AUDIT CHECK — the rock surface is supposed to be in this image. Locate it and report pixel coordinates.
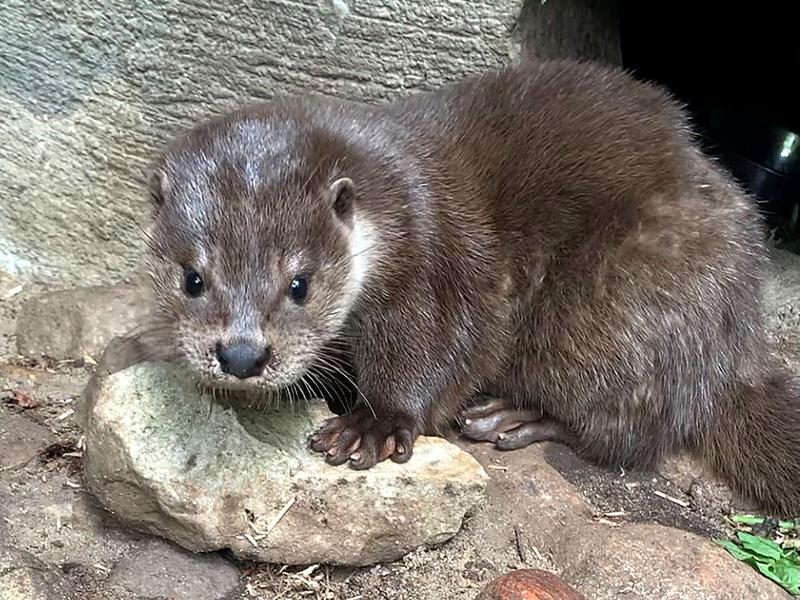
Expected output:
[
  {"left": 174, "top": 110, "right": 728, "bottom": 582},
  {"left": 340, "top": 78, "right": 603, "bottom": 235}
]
[
  {"left": 462, "top": 442, "right": 791, "bottom": 600},
  {"left": 83, "top": 362, "right": 488, "bottom": 566},
  {"left": 0, "top": 546, "right": 76, "bottom": 600},
  {"left": 108, "top": 538, "right": 241, "bottom": 600},
  {"left": 0, "top": 412, "right": 54, "bottom": 469},
  {"left": 14, "top": 284, "right": 152, "bottom": 360},
  {"left": 554, "top": 522, "right": 792, "bottom": 600}
]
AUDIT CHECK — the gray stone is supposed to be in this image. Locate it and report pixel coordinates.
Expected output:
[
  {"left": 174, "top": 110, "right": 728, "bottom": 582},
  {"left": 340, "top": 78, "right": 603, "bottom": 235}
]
[
  {"left": 0, "top": 268, "right": 26, "bottom": 357},
  {"left": 14, "top": 283, "right": 153, "bottom": 360},
  {"left": 553, "top": 522, "right": 791, "bottom": 599},
  {"left": 0, "top": 268, "right": 22, "bottom": 300},
  {"left": 77, "top": 328, "right": 176, "bottom": 428},
  {"left": 83, "top": 362, "right": 488, "bottom": 566},
  {"left": 0, "top": 412, "right": 54, "bottom": 469},
  {"left": 108, "top": 538, "right": 241, "bottom": 600},
  {"left": 0, "top": 546, "right": 77, "bottom": 600}
]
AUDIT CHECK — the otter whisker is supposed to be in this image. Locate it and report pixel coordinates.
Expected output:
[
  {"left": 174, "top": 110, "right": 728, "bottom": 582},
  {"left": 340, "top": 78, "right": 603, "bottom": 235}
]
[
  {"left": 308, "top": 363, "right": 352, "bottom": 411},
  {"left": 306, "top": 371, "right": 327, "bottom": 406},
  {"left": 311, "top": 354, "right": 375, "bottom": 419},
  {"left": 299, "top": 379, "right": 314, "bottom": 409}
]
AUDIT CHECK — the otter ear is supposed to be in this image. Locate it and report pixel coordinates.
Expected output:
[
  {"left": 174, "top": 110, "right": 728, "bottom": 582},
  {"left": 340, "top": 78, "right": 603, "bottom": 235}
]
[
  {"left": 329, "top": 177, "right": 356, "bottom": 225},
  {"left": 147, "top": 168, "right": 169, "bottom": 208}
]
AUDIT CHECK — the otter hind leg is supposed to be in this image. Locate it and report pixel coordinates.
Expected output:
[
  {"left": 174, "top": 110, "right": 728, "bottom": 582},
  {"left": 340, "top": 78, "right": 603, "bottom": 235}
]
[{"left": 460, "top": 395, "right": 572, "bottom": 449}]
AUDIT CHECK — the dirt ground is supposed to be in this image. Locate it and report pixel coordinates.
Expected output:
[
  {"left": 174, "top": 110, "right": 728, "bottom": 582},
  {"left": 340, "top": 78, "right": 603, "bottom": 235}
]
[{"left": 0, "top": 288, "right": 785, "bottom": 600}]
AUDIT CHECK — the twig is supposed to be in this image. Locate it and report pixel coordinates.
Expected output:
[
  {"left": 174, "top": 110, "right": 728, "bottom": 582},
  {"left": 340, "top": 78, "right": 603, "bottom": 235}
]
[
  {"left": 267, "top": 497, "right": 297, "bottom": 533},
  {"left": 55, "top": 408, "right": 75, "bottom": 421},
  {"left": 296, "top": 564, "right": 319, "bottom": 578},
  {"left": 654, "top": 490, "right": 690, "bottom": 508},
  {"left": 514, "top": 525, "right": 527, "bottom": 563},
  {"left": 530, "top": 543, "right": 544, "bottom": 563}
]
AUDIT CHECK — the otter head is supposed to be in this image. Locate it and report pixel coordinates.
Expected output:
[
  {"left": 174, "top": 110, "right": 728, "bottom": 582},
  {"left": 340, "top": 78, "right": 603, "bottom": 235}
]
[{"left": 144, "top": 112, "right": 377, "bottom": 391}]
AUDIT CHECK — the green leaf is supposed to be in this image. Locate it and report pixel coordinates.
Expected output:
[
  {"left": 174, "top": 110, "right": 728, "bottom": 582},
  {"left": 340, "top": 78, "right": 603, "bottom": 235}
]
[
  {"left": 715, "top": 539, "right": 757, "bottom": 562},
  {"left": 730, "top": 514, "right": 795, "bottom": 530},
  {"left": 716, "top": 533, "right": 800, "bottom": 596},
  {"left": 732, "top": 514, "right": 766, "bottom": 526},
  {"left": 754, "top": 561, "right": 786, "bottom": 589},
  {"left": 737, "top": 532, "right": 784, "bottom": 561},
  {"left": 773, "top": 560, "right": 799, "bottom": 595}
]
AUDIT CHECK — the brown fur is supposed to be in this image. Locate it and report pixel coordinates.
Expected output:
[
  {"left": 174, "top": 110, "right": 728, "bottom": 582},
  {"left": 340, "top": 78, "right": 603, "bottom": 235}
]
[{"left": 145, "top": 59, "right": 800, "bottom": 516}]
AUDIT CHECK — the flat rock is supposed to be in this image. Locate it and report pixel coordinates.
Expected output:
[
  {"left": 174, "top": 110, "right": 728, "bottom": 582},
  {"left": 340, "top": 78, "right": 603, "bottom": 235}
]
[
  {"left": 108, "top": 538, "right": 241, "bottom": 600},
  {"left": 77, "top": 328, "right": 178, "bottom": 429},
  {"left": 0, "top": 412, "right": 54, "bottom": 469},
  {"left": 0, "top": 546, "right": 77, "bottom": 600},
  {"left": 15, "top": 284, "right": 153, "bottom": 361},
  {"left": 554, "top": 522, "right": 791, "bottom": 599},
  {"left": 0, "top": 464, "right": 146, "bottom": 569},
  {"left": 83, "top": 362, "right": 488, "bottom": 566}
]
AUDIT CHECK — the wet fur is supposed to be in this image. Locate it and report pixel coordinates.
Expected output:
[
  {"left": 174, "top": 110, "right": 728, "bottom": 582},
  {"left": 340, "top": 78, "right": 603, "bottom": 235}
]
[{"left": 146, "top": 59, "right": 800, "bottom": 515}]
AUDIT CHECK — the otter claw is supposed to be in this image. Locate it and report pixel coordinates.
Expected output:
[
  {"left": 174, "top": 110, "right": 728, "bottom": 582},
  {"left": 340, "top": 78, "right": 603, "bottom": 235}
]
[{"left": 309, "top": 408, "right": 418, "bottom": 469}]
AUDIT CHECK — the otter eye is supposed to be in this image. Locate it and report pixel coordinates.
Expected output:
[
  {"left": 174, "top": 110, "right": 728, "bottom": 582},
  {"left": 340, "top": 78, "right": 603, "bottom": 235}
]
[
  {"left": 289, "top": 275, "right": 309, "bottom": 304},
  {"left": 184, "top": 269, "right": 204, "bottom": 298}
]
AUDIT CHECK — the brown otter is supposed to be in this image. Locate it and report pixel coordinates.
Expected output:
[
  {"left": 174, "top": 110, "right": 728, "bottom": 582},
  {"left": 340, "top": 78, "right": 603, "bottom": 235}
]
[{"left": 144, "top": 59, "right": 800, "bottom": 515}]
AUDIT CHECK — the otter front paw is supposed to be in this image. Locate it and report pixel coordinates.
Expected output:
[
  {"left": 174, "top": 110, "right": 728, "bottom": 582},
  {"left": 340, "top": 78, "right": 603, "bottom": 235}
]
[{"left": 309, "top": 408, "right": 418, "bottom": 469}]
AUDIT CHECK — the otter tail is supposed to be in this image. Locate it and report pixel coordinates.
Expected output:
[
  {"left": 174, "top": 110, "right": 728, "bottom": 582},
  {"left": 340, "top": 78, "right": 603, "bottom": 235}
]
[{"left": 702, "top": 362, "right": 800, "bottom": 516}]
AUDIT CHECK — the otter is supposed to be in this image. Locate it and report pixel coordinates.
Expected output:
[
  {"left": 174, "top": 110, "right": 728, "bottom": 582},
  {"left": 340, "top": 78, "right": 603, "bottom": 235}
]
[{"left": 144, "top": 59, "right": 800, "bottom": 516}]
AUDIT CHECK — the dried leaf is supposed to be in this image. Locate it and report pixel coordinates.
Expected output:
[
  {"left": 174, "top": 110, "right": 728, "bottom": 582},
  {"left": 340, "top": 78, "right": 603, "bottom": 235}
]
[{"left": 3, "top": 390, "right": 39, "bottom": 409}]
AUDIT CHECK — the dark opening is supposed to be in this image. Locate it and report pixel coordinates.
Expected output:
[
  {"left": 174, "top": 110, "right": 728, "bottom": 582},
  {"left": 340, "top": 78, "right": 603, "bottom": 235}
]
[{"left": 619, "top": 2, "right": 800, "bottom": 244}]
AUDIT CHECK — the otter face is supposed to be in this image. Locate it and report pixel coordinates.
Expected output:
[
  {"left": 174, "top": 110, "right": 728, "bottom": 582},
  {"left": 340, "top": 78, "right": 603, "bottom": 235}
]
[{"left": 143, "top": 116, "right": 377, "bottom": 391}]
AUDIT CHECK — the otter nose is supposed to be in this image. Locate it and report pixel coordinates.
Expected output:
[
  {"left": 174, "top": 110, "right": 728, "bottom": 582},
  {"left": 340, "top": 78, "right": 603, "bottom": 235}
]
[{"left": 216, "top": 342, "right": 270, "bottom": 379}]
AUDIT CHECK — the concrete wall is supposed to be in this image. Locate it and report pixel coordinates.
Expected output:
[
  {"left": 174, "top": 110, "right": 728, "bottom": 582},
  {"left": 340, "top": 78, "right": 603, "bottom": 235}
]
[{"left": 0, "top": 0, "right": 620, "bottom": 287}]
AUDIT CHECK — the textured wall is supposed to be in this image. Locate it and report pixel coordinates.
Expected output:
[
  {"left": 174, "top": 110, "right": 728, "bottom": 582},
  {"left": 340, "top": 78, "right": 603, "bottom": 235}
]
[{"left": 0, "top": 0, "right": 619, "bottom": 286}]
